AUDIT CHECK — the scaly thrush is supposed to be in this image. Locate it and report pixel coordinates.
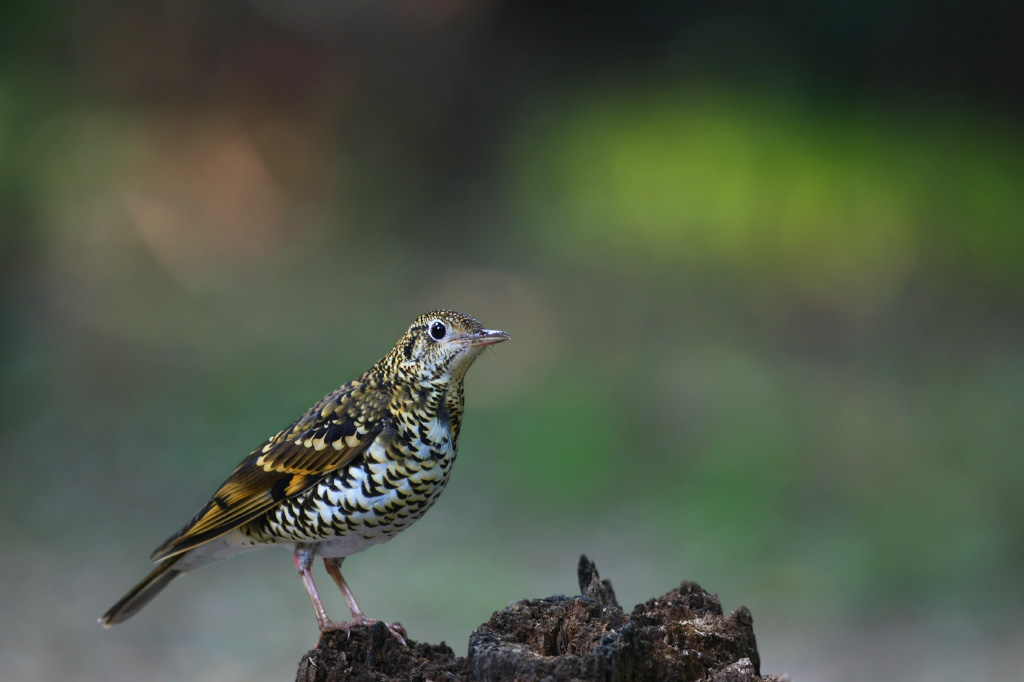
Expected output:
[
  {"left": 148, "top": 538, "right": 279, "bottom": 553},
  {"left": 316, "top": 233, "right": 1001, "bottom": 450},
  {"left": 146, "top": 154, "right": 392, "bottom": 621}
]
[{"left": 100, "top": 310, "right": 509, "bottom": 643}]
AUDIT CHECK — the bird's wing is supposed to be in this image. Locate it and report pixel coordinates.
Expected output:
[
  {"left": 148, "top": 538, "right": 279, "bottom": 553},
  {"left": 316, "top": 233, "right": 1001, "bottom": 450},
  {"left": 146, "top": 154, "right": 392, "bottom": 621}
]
[{"left": 150, "top": 381, "right": 392, "bottom": 562}]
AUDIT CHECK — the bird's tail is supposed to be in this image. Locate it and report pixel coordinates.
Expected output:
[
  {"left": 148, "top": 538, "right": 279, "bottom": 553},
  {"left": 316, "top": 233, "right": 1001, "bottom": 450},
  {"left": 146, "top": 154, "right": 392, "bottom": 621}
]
[{"left": 99, "top": 555, "right": 184, "bottom": 627}]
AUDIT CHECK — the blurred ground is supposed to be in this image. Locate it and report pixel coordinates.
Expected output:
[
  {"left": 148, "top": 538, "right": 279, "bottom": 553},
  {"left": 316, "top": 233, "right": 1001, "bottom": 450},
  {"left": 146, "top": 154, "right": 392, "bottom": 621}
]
[{"left": 1, "top": 2, "right": 1023, "bottom": 681}]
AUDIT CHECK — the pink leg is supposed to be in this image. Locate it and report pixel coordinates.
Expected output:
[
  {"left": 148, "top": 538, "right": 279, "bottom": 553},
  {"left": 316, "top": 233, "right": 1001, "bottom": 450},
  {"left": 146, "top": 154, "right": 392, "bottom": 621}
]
[
  {"left": 324, "top": 557, "right": 407, "bottom": 645},
  {"left": 294, "top": 547, "right": 338, "bottom": 632}
]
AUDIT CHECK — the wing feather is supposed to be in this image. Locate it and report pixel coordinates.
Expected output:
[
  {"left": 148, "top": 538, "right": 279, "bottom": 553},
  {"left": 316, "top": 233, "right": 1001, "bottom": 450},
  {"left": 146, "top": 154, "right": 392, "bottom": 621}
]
[{"left": 150, "top": 381, "right": 391, "bottom": 561}]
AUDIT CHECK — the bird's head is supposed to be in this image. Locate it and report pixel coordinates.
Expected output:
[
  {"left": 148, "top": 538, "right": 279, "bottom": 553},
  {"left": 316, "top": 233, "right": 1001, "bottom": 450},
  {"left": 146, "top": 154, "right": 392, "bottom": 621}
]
[{"left": 388, "top": 310, "right": 510, "bottom": 387}]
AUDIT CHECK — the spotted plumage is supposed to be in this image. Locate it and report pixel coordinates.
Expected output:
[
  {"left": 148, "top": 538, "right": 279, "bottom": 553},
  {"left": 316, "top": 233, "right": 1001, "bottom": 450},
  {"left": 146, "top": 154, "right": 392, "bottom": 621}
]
[{"left": 100, "top": 310, "right": 509, "bottom": 643}]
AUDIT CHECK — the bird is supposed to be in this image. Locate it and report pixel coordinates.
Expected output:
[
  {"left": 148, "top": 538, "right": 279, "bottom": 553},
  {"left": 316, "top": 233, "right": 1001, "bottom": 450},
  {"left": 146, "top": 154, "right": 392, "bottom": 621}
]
[{"left": 100, "top": 310, "right": 509, "bottom": 644}]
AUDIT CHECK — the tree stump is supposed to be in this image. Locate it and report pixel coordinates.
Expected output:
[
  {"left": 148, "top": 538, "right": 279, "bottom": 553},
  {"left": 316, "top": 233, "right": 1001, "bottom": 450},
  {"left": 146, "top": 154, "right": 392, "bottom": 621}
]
[{"left": 296, "top": 556, "right": 783, "bottom": 682}]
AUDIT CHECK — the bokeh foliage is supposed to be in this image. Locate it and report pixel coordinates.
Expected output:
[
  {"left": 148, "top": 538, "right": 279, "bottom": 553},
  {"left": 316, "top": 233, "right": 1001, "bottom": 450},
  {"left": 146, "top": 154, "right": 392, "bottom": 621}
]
[{"left": 1, "top": 3, "right": 1022, "bottom": 682}]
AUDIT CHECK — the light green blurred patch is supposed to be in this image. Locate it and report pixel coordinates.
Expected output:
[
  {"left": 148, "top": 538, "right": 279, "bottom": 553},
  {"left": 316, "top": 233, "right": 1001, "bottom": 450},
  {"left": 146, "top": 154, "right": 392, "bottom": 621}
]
[
  {"left": 487, "top": 373, "right": 624, "bottom": 509},
  {"left": 645, "top": 398, "right": 804, "bottom": 562},
  {"left": 509, "top": 90, "right": 1024, "bottom": 304}
]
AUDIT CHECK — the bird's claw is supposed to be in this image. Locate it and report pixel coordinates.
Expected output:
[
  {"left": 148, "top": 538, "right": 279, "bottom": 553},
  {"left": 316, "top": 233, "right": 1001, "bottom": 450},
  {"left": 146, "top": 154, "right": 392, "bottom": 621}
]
[
  {"left": 354, "top": 615, "right": 407, "bottom": 646},
  {"left": 386, "top": 621, "right": 408, "bottom": 646},
  {"left": 319, "top": 617, "right": 408, "bottom": 647}
]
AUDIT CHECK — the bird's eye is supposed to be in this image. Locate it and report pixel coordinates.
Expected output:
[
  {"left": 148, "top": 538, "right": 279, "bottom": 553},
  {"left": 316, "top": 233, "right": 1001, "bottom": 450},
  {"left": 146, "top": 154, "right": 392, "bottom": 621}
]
[{"left": 429, "top": 321, "right": 447, "bottom": 340}]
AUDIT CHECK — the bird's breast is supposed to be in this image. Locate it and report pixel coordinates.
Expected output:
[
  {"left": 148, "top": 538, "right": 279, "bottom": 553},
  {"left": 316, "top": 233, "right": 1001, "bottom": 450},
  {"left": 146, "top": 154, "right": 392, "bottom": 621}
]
[{"left": 249, "top": 413, "right": 458, "bottom": 553}]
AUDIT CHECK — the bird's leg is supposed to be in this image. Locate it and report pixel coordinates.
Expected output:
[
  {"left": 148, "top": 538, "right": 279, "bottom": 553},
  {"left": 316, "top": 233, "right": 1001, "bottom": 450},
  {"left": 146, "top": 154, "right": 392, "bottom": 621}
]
[
  {"left": 322, "top": 557, "right": 366, "bottom": 620},
  {"left": 294, "top": 547, "right": 336, "bottom": 632},
  {"left": 324, "top": 557, "right": 407, "bottom": 645}
]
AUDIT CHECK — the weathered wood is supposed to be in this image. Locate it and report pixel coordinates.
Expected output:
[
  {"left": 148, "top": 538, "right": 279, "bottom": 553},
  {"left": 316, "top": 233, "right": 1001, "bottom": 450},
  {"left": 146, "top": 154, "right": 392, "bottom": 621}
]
[{"left": 296, "top": 556, "right": 782, "bottom": 682}]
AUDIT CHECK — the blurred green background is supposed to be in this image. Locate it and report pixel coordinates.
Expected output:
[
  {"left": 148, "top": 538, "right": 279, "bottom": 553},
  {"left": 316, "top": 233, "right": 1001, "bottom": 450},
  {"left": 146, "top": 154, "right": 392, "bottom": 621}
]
[{"left": 2, "top": 2, "right": 1023, "bottom": 681}]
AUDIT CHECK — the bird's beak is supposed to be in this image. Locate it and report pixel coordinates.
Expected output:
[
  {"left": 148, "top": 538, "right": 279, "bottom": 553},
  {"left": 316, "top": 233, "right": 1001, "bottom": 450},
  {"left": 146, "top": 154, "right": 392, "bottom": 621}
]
[{"left": 466, "top": 329, "right": 511, "bottom": 348}]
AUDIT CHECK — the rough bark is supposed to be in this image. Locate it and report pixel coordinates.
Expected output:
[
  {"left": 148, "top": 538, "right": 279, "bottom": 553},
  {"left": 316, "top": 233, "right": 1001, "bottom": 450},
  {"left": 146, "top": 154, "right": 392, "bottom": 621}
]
[{"left": 296, "top": 556, "right": 782, "bottom": 682}]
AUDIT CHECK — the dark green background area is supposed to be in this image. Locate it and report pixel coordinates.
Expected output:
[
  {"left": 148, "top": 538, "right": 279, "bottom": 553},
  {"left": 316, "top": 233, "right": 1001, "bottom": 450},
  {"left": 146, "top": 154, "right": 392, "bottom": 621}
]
[{"left": 2, "top": 3, "right": 1022, "bottom": 681}]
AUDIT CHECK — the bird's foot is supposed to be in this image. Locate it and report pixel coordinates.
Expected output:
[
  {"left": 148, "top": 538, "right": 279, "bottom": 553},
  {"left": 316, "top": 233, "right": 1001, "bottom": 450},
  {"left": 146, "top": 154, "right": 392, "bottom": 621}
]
[{"left": 319, "top": 617, "right": 408, "bottom": 647}]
